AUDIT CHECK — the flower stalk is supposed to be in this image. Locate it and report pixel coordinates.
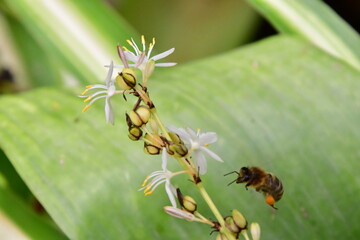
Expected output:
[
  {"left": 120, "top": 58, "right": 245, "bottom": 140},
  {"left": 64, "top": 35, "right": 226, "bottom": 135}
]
[{"left": 80, "top": 35, "right": 259, "bottom": 240}]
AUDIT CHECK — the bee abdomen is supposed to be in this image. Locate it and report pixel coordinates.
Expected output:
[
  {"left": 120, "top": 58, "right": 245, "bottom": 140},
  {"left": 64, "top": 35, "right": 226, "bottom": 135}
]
[{"left": 266, "top": 174, "right": 284, "bottom": 201}]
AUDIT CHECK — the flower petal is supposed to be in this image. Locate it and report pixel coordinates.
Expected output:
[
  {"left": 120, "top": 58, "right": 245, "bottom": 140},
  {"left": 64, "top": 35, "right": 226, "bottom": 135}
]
[
  {"left": 200, "top": 146, "right": 223, "bottom": 162},
  {"left": 151, "top": 48, "right": 175, "bottom": 61},
  {"left": 124, "top": 51, "right": 138, "bottom": 63},
  {"left": 198, "top": 132, "right": 218, "bottom": 145},
  {"left": 161, "top": 149, "right": 168, "bottom": 171},
  {"left": 165, "top": 181, "right": 177, "bottom": 207},
  {"left": 154, "top": 62, "right": 177, "bottom": 67},
  {"left": 105, "top": 61, "right": 113, "bottom": 85},
  {"left": 193, "top": 150, "right": 207, "bottom": 175},
  {"left": 105, "top": 97, "right": 114, "bottom": 125},
  {"left": 163, "top": 206, "right": 195, "bottom": 221}
]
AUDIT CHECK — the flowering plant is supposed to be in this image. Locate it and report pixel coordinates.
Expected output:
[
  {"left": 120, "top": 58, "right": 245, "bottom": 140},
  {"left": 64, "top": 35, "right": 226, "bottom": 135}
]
[{"left": 80, "top": 36, "right": 260, "bottom": 240}]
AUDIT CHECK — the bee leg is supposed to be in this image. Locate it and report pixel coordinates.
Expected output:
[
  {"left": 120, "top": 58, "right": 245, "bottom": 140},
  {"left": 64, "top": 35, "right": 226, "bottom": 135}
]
[{"left": 245, "top": 183, "right": 251, "bottom": 190}]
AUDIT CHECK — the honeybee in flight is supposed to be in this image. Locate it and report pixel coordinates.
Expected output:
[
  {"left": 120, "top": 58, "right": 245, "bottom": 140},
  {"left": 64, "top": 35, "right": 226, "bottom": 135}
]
[{"left": 225, "top": 167, "right": 284, "bottom": 209}]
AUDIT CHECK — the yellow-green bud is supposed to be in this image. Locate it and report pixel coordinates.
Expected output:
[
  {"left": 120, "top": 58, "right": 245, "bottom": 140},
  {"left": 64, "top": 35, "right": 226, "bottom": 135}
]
[
  {"left": 224, "top": 216, "right": 239, "bottom": 234},
  {"left": 168, "top": 132, "right": 183, "bottom": 144},
  {"left": 216, "top": 233, "right": 231, "bottom": 240},
  {"left": 129, "top": 106, "right": 151, "bottom": 127},
  {"left": 143, "top": 133, "right": 164, "bottom": 155},
  {"left": 168, "top": 143, "right": 188, "bottom": 157},
  {"left": 128, "top": 127, "right": 142, "bottom": 141},
  {"left": 182, "top": 195, "right": 197, "bottom": 213},
  {"left": 232, "top": 209, "right": 247, "bottom": 230},
  {"left": 116, "top": 68, "right": 136, "bottom": 90},
  {"left": 144, "top": 144, "right": 161, "bottom": 155}
]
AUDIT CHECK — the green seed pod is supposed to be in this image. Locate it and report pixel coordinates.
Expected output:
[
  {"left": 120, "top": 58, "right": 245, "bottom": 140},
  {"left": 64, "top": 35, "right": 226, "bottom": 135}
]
[
  {"left": 224, "top": 216, "right": 239, "bottom": 234},
  {"left": 182, "top": 195, "right": 197, "bottom": 213},
  {"left": 129, "top": 106, "right": 151, "bottom": 127},
  {"left": 128, "top": 127, "right": 143, "bottom": 141},
  {"left": 116, "top": 68, "right": 136, "bottom": 90},
  {"left": 232, "top": 209, "right": 247, "bottom": 230}
]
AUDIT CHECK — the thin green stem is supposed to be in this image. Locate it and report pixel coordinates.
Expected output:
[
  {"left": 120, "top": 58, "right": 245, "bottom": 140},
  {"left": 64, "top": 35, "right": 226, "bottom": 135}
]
[
  {"left": 197, "top": 182, "right": 225, "bottom": 226},
  {"left": 151, "top": 108, "right": 171, "bottom": 140},
  {"left": 148, "top": 98, "right": 235, "bottom": 240}
]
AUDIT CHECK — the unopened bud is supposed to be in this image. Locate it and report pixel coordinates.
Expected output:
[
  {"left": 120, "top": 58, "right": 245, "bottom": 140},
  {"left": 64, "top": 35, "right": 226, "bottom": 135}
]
[
  {"left": 116, "top": 68, "right": 136, "bottom": 90},
  {"left": 224, "top": 216, "right": 239, "bottom": 234},
  {"left": 167, "top": 143, "right": 188, "bottom": 157},
  {"left": 129, "top": 105, "right": 151, "bottom": 127},
  {"left": 128, "top": 127, "right": 142, "bottom": 141},
  {"left": 232, "top": 209, "right": 247, "bottom": 230},
  {"left": 250, "top": 222, "right": 261, "bottom": 240},
  {"left": 168, "top": 132, "right": 183, "bottom": 144},
  {"left": 182, "top": 195, "right": 197, "bottom": 213},
  {"left": 143, "top": 134, "right": 164, "bottom": 155},
  {"left": 216, "top": 233, "right": 231, "bottom": 240},
  {"left": 167, "top": 132, "right": 188, "bottom": 157}
]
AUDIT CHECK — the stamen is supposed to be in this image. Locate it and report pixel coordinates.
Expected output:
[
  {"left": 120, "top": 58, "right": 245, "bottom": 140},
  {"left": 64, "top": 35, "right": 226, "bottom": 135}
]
[
  {"left": 141, "top": 35, "right": 145, "bottom": 46},
  {"left": 142, "top": 176, "right": 150, "bottom": 187},
  {"left": 122, "top": 46, "right": 130, "bottom": 52},
  {"left": 144, "top": 190, "right": 154, "bottom": 196},
  {"left": 81, "top": 89, "right": 89, "bottom": 95},
  {"left": 144, "top": 184, "right": 152, "bottom": 193},
  {"left": 82, "top": 105, "right": 90, "bottom": 112},
  {"left": 85, "top": 85, "right": 93, "bottom": 89},
  {"left": 83, "top": 96, "right": 92, "bottom": 103},
  {"left": 126, "top": 39, "right": 133, "bottom": 47}
]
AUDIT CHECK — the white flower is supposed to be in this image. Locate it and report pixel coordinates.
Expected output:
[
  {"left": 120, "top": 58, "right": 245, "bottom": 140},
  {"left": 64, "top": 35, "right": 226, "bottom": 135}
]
[
  {"left": 80, "top": 61, "right": 123, "bottom": 125},
  {"left": 114, "top": 35, "right": 176, "bottom": 72},
  {"left": 163, "top": 206, "right": 195, "bottom": 221},
  {"left": 168, "top": 126, "right": 223, "bottom": 175},
  {"left": 139, "top": 149, "right": 178, "bottom": 207}
]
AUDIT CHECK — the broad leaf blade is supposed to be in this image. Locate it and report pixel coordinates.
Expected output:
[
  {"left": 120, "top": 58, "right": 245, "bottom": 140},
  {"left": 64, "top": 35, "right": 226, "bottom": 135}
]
[
  {"left": 247, "top": 0, "right": 360, "bottom": 71},
  {"left": 0, "top": 36, "right": 359, "bottom": 239}
]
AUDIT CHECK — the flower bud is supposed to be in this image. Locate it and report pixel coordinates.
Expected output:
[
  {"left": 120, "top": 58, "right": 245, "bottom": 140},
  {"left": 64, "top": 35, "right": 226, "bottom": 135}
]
[
  {"left": 168, "top": 131, "right": 183, "bottom": 144},
  {"left": 250, "top": 222, "right": 261, "bottom": 240},
  {"left": 128, "top": 127, "right": 142, "bottom": 141},
  {"left": 216, "top": 233, "right": 231, "bottom": 240},
  {"left": 168, "top": 144, "right": 188, "bottom": 157},
  {"left": 144, "top": 145, "right": 161, "bottom": 155},
  {"left": 166, "top": 132, "right": 188, "bottom": 157},
  {"left": 176, "top": 188, "right": 197, "bottom": 213},
  {"left": 129, "top": 105, "right": 151, "bottom": 127},
  {"left": 224, "top": 216, "right": 239, "bottom": 234},
  {"left": 232, "top": 209, "right": 247, "bottom": 230},
  {"left": 116, "top": 68, "right": 136, "bottom": 90},
  {"left": 182, "top": 195, "right": 197, "bottom": 213},
  {"left": 143, "top": 134, "right": 164, "bottom": 155}
]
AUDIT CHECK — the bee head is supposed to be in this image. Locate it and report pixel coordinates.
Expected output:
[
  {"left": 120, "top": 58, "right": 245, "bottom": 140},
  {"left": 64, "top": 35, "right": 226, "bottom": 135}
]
[{"left": 237, "top": 167, "right": 251, "bottom": 183}]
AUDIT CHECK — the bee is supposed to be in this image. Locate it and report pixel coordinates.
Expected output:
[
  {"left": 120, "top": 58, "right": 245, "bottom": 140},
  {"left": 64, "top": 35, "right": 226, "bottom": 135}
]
[{"left": 225, "top": 167, "right": 284, "bottom": 209}]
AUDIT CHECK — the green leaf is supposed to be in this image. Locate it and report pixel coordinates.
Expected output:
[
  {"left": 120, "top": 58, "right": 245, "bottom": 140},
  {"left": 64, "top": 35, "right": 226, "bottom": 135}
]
[
  {"left": 247, "top": 0, "right": 360, "bottom": 71},
  {"left": 3, "top": 0, "right": 137, "bottom": 84},
  {"left": 0, "top": 180, "right": 67, "bottom": 240},
  {"left": 0, "top": 35, "right": 359, "bottom": 239}
]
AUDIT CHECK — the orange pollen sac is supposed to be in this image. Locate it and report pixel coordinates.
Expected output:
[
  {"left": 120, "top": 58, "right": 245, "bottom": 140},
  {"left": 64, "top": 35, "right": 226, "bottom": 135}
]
[{"left": 265, "top": 195, "right": 276, "bottom": 206}]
